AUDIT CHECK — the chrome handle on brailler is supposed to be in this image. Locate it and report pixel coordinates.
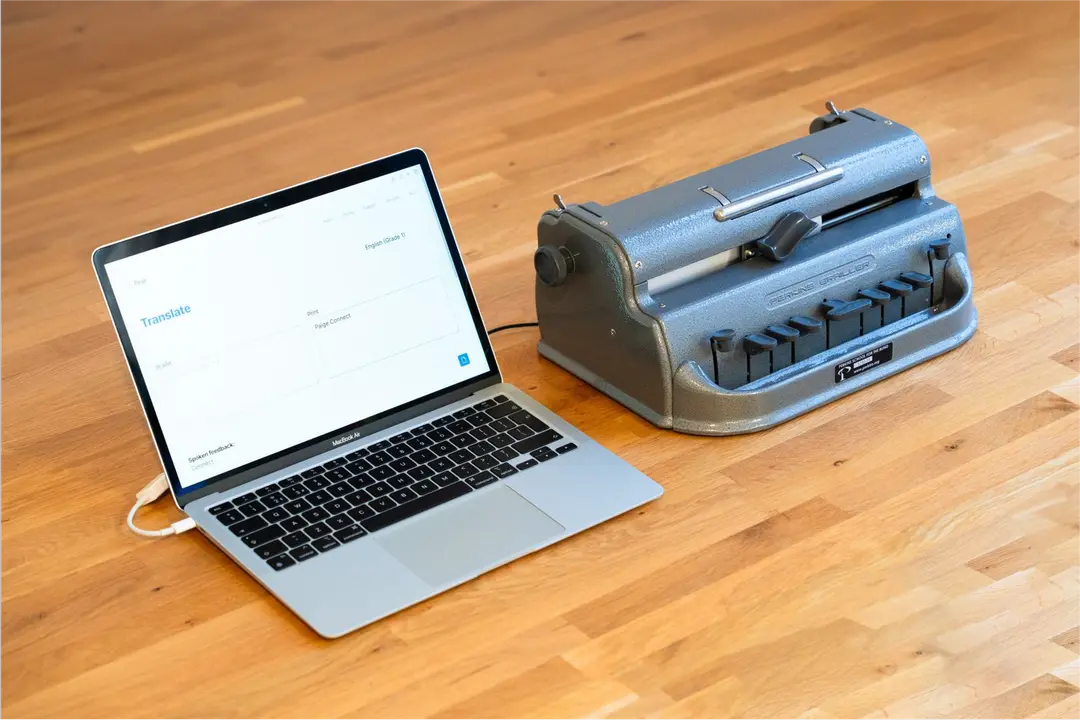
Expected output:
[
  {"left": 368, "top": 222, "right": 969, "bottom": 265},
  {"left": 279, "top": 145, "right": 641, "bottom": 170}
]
[{"left": 711, "top": 154, "right": 844, "bottom": 222}]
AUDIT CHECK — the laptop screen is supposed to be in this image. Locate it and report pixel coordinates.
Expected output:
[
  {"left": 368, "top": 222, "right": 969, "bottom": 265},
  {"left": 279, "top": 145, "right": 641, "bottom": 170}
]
[{"left": 101, "top": 162, "right": 493, "bottom": 491}]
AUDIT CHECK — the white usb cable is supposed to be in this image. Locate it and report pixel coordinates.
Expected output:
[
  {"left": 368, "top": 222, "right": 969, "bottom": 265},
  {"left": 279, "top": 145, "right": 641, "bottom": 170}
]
[{"left": 127, "top": 472, "right": 197, "bottom": 538}]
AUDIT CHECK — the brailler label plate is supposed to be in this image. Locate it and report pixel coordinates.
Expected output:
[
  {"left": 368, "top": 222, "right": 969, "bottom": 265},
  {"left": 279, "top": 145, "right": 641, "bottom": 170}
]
[{"left": 835, "top": 343, "right": 893, "bottom": 383}]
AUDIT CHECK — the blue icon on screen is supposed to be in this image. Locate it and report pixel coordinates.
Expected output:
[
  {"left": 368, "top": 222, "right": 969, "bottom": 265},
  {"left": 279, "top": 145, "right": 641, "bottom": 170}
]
[{"left": 458, "top": 353, "right": 471, "bottom": 367}]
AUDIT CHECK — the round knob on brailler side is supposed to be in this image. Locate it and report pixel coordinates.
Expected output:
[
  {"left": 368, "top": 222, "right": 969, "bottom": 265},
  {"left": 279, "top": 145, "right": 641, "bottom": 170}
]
[{"left": 534, "top": 245, "right": 575, "bottom": 287}]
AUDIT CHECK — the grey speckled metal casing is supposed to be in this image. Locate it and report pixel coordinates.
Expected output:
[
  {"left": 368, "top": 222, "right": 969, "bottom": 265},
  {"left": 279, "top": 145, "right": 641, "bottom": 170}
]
[{"left": 535, "top": 108, "right": 977, "bottom": 435}]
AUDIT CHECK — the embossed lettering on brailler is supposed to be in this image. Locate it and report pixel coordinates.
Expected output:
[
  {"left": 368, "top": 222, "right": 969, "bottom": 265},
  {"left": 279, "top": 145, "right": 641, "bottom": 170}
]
[{"left": 765, "top": 255, "right": 876, "bottom": 308}]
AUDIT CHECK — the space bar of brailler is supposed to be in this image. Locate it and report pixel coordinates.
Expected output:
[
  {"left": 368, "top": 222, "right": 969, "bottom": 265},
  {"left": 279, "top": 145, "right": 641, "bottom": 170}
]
[{"left": 360, "top": 481, "right": 472, "bottom": 533}]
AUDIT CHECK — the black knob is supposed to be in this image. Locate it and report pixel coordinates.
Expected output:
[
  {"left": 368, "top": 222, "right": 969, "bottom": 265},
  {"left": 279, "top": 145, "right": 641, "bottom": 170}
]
[
  {"left": 534, "top": 245, "right": 574, "bottom": 286},
  {"left": 930, "top": 238, "right": 952, "bottom": 260},
  {"left": 755, "top": 211, "right": 816, "bottom": 262},
  {"left": 809, "top": 101, "right": 847, "bottom": 134},
  {"left": 809, "top": 113, "right": 845, "bottom": 134}
]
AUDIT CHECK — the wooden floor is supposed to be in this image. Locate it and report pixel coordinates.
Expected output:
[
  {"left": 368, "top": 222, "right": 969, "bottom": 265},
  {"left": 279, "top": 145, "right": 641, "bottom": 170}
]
[{"left": 3, "top": 2, "right": 1078, "bottom": 717}]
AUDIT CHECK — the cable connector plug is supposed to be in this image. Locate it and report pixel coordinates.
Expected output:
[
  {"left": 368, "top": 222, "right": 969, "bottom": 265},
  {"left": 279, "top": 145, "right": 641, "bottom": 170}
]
[
  {"left": 127, "top": 473, "right": 196, "bottom": 538},
  {"left": 136, "top": 473, "right": 170, "bottom": 505}
]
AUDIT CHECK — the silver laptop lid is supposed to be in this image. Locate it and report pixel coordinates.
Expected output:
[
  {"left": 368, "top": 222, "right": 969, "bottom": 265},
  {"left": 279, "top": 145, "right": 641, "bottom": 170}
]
[{"left": 93, "top": 149, "right": 501, "bottom": 505}]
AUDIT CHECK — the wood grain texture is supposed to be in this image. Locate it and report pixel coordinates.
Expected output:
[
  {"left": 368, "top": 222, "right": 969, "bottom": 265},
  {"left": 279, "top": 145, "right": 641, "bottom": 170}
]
[{"left": 2, "top": 2, "right": 1078, "bottom": 717}]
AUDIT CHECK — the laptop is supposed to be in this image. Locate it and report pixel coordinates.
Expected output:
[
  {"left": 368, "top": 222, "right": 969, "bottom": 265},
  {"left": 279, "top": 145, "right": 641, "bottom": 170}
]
[{"left": 93, "top": 148, "right": 662, "bottom": 638}]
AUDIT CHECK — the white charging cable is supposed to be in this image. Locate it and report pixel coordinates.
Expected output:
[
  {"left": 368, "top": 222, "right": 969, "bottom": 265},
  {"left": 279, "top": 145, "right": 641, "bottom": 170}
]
[{"left": 127, "top": 473, "right": 197, "bottom": 538}]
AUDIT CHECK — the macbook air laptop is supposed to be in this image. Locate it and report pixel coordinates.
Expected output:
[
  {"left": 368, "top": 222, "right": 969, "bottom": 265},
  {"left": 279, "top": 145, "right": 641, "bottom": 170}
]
[{"left": 93, "top": 148, "right": 662, "bottom": 638}]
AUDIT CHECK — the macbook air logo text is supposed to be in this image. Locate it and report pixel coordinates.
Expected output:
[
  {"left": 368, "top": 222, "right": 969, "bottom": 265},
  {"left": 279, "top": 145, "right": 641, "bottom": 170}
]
[
  {"left": 140, "top": 304, "right": 192, "bottom": 327},
  {"left": 332, "top": 431, "right": 360, "bottom": 447}
]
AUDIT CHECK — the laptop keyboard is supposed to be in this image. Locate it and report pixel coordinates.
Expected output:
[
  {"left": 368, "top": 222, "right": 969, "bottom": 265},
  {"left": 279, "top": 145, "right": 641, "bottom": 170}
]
[{"left": 206, "top": 394, "right": 578, "bottom": 571}]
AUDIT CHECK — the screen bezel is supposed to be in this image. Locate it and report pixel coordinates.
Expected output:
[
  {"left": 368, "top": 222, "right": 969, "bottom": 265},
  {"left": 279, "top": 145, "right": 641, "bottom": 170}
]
[{"left": 93, "top": 148, "right": 502, "bottom": 505}]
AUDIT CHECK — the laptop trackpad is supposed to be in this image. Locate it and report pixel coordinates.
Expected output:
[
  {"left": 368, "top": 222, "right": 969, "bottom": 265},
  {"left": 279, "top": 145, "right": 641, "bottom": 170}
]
[{"left": 377, "top": 486, "right": 565, "bottom": 587}]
